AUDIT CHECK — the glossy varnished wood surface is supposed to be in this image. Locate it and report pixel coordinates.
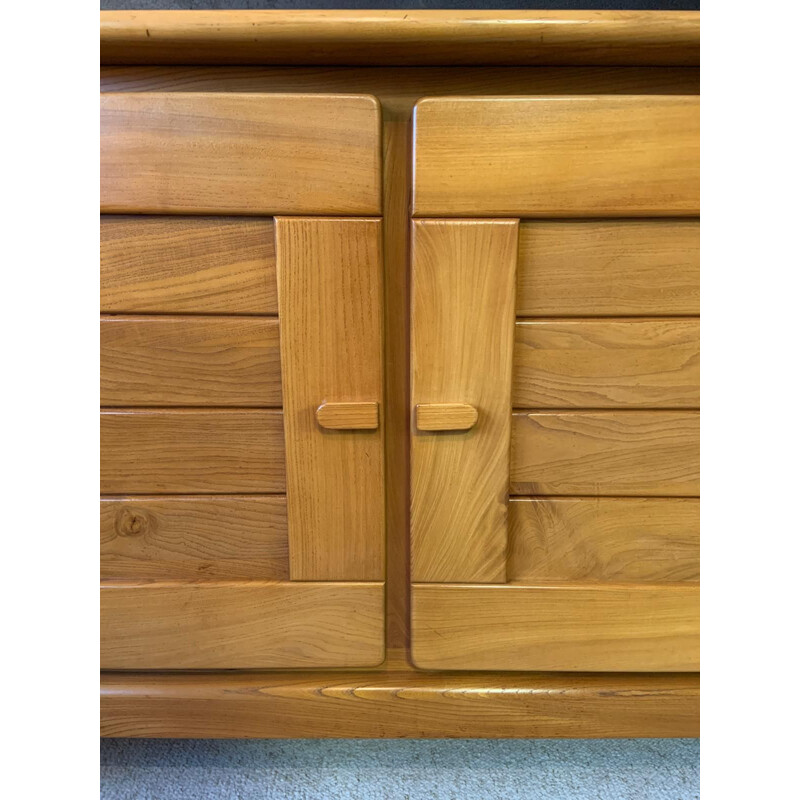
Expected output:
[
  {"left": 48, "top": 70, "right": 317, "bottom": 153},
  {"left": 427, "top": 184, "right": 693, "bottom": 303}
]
[
  {"left": 276, "top": 218, "right": 384, "bottom": 581},
  {"left": 100, "top": 496, "right": 289, "bottom": 581},
  {"left": 510, "top": 411, "right": 700, "bottom": 496},
  {"left": 100, "top": 217, "right": 277, "bottom": 314},
  {"left": 101, "top": 581, "right": 384, "bottom": 669},
  {"left": 99, "top": 61, "right": 699, "bottom": 667},
  {"left": 415, "top": 403, "right": 478, "bottom": 432},
  {"left": 101, "top": 92, "right": 381, "bottom": 215},
  {"left": 100, "top": 66, "right": 700, "bottom": 119},
  {"left": 413, "top": 96, "right": 699, "bottom": 217},
  {"left": 412, "top": 584, "right": 699, "bottom": 672},
  {"left": 315, "top": 402, "right": 380, "bottom": 431},
  {"left": 516, "top": 220, "right": 700, "bottom": 317},
  {"left": 508, "top": 498, "right": 699, "bottom": 583},
  {"left": 100, "top": 409, "right": 285, "bottom": 494},
  {"left": 99, "top": 55, "right": 701, "bottom": 737},
  {"left": 100, "top": 11, "right": 699, "bottom": 67},
  {"left": 100, "top": 316, "right": 281, "bottom": 407},
  {"left": 411, "top": 220, "right": 518, "bottom": 583},
  {"left": 381, "top": 118, "right": 412, "bottom": 652},
  {"left": 101, "top": 657, "right": 699, "bottom": 738},
  {"left": 513, "top": 319, "right": 700, "bottom": 408}
]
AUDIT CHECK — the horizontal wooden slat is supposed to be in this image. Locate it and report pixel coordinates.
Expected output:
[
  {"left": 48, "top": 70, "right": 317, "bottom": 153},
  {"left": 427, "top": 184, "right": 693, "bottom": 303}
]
[
  {"left": 101, "top": 581, "right": 384, "bottom": 669},
  {"left": 100, "top": 496, "right": 289, "bottom": 580},
  {"left": 100, "top": 217, "right": 277, "bottom": 314},
  {"left": 100, "top": 11, "right": 700, "bottom": 67},
  {"left": 513, "top": 319, "right": 699, "bottom": 408},
  {"left": 101, "top": 664, "right": 699, "bottom": 739},
  {"left": 100, "top": 316, "right": 282, "bottom": 407},
  {"left": 101, "top": 92, "right": 381, "bottom": 215},
  {"left": 100, "top": 410, "right": 285, "bottom": 494},
  {"left": 413, "top": 96, "right": 699, "bottom": 217},
  {"left": 510, "top": 411, "right": 699, "bottom": 496},
  {"left": 412, "top": 583, "right": 699, "bottom": 671},
  {"left": 508, "top": 498, "right": 699, "bottom": 583},
  {"left": 516, "top": 220, "right": 700, "bottom": 316}
]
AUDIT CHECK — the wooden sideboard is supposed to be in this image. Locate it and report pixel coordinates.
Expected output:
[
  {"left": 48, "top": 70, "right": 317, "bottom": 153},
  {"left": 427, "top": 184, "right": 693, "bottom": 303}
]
[{"left": 100, "top": 9, "right": 700, "bottom": 738}]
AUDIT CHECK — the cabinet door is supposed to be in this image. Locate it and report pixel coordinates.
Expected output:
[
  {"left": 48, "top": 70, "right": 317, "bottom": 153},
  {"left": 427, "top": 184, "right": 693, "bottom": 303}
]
[
  {"left": 100, "top": 93, "right": 385, "bottom": 669},
  {"left": 410, "top": 96, "right": 699, "bottom": 672}
]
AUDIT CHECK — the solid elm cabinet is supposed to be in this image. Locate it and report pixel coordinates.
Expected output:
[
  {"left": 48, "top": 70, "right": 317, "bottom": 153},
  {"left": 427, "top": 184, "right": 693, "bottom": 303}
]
[{"left": 100, "top": 9, "right": 700, "bottom": 738}]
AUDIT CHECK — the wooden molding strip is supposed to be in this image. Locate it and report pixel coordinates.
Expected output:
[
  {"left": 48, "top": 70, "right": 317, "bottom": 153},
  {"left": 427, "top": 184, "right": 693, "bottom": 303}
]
[
  {"left": 101, "top": 662, "right": 699, "bottom": 738},
  {"left": 100, "top": 11, "right": 700, "bottom": 67}
]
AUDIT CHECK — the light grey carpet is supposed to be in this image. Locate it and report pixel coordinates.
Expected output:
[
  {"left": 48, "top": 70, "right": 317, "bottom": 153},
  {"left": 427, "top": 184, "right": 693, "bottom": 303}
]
[{"left": 101, "top": 738, "right": 699, "bottom": 799}]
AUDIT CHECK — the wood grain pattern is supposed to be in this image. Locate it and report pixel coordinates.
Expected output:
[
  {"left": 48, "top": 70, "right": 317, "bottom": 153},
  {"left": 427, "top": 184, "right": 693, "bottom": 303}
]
[
  {"left": 100, "top": 216, "right": 277, "bottom": 314},
  {"left": 413, "top": 583, "right": 699, "bottom": 671},
  {"left": 315, "top": 402, "right": 379, "bottom": 430},
  {"left": 413, "top": 96, "right": 699, "bottom": 217},
  {"left": 100, "top": 316, "right": 281, "bottom": 407},
  {"left": 98, "top": 57, "right": 702, "bottom": 737},
  {"left": 100, "top": 11, "right": 699, "bottom": 67},
  {"left": 100, "top": 410, "right": 285, "bottom": 494},
  {"left": 100, "top": 64, "right": 698, "bottom": 669},
  {"left": 276, "top": 218, "right": 384, "bottom": 581},
  {"left": 101, "top": 664, "right": 699, "bottom": 738},
  {"left": 411, "top": 220, "right": 518, "bottom": 583},
  {"left": 100, "top": 66, "right": 700, "bottom": 120},
  {"left": 516, "top": 220, "right": 700, "bottom": 317},
  {"left": 508, "top": 498, "right": 699, "bottom": 583},
  {"left": 382, "top": 120, "right": 413, "bottom": 651},
  {"left": 511, "top": 411, "right": 699, "bottom": 496},
  {"left": 100, "top": 496, "right": 289, "bottom": 581},
  {"left": 101, "top": 581, "right": 384, "bottom": 669},
  {"left": 513, "top": 319, "right": 700, "bottom": 409},
  {"left": 101, "top": 93, "right": 381, "bottom": 215},
  {"left": 415, "top": 403, "right": 478, "bottom": 432}
]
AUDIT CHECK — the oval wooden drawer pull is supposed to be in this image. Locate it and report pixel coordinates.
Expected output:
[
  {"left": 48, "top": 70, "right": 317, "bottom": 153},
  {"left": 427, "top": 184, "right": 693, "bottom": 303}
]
[
  {"left": 416, "top": 403, "right": 478, "bottom": 432},
  {"left": 315, "top": 401, "right": 379, "bottom": 430}
]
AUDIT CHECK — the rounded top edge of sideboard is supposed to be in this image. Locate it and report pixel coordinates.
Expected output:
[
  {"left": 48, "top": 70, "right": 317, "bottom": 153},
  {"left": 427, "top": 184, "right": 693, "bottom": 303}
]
[{"left": 100, "top": 10, "right": 700, "bottom": 68}]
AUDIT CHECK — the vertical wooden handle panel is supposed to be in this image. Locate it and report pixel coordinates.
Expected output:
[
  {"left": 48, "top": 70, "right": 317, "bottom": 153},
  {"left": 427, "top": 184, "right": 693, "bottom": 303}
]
[
  {"left": 276, "top": 218, "right": 384, "bottom": 581},
  {"left": 411, "top": 219, "right": 519, "bottom": 583}
]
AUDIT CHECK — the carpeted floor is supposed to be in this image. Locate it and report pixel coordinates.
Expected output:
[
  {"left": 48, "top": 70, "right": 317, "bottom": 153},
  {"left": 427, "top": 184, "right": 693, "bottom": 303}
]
[{"left": 100, "top": 738, "right": 699, "bottom": 799}]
